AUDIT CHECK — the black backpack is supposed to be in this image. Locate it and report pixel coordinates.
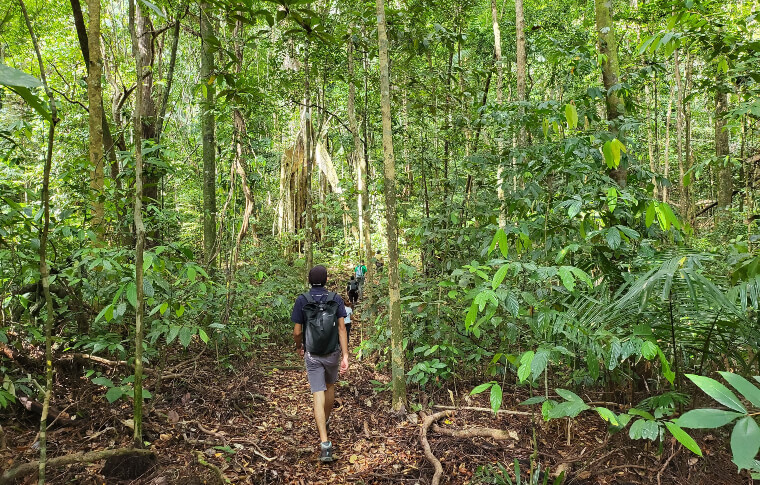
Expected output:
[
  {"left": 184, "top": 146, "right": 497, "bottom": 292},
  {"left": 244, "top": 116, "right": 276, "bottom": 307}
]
[
  {"left": 348, "top": 280, "right": 359, "bottom": 292},
  {"left": 301, "top": 291, "right": 340, "bottom": 355}
]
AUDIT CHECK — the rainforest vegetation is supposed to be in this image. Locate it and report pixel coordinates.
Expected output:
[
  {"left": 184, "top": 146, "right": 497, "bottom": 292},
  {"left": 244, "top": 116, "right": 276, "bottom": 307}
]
[{"left": 1, "top": 0, "right": 759, "bottom": 482}]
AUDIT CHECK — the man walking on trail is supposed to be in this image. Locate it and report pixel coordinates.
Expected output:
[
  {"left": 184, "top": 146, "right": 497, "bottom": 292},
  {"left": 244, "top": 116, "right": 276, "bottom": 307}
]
[
  {"left": 354, "top": 262, "right": 367, "bottom": 286},
  {"left": 347, "top": 275, "right": 360, "bottom": 305},
  {"left": 292, "top": 265, "right": 349, "bottom": 462}
]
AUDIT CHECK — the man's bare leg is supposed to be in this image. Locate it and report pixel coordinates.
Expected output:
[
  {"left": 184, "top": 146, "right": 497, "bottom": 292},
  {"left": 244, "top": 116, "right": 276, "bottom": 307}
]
[
  {"left": 313, "top": 390, "right": 328, "bottom": 443},
  {"left": 324, "top": 383, "right": 335, "bottom": 423}
]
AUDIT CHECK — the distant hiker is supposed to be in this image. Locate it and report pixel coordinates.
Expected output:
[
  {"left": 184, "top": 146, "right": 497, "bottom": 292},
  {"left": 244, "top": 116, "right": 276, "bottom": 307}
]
[
  {"left": 291, "top": 265, "right": 349, "bottom": 462},
  {"left": 375, "top": 251, "right": 384, "bottom": 273},
  {"left": 347, "top": 275, "right": 360, "bottom": 305},
  {"left": 344, "top": 299, "right": 353, "bottom": 343},
  {"left": 354, "top": 263, "right": 367, "bottom": 286}
]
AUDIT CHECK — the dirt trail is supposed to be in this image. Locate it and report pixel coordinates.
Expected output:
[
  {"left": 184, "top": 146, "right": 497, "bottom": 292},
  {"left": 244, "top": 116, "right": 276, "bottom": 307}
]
[{"left": 0, "top": 271, "right": 743, "bottom": 484}]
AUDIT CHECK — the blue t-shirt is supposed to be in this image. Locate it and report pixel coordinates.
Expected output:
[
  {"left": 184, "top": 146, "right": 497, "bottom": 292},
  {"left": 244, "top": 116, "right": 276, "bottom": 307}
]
[{"left": 291, "top": 287, "right": 348, "bottom": 325}]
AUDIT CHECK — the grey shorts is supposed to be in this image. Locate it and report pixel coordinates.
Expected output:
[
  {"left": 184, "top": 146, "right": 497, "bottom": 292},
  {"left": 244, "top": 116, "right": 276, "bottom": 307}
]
[{"left": 304, "top": 350, "right": 340, "bottom": 393}]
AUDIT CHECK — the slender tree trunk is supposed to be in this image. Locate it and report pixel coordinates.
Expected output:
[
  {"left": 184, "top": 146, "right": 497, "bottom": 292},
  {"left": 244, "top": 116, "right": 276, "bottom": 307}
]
[
  {"left": 683, "top": 53, "right": 694, "bottom": 225},
  {"left": 663, "top": 84, "right": 675, "bottom": 203},
  {"left": 514, "top": 0, "right": 527, "bottom": 192},
  {"left": 200, "top": 0, "right": 217, "bottom": 266},
  {"left": 594, "top": 0, "right": 626, "bottom": 186},
  {"left": 376, "top": 0, "right": 406, "bottom": 412},
  {"left": 128, "top": 0, "right": 146, "bottom": 449},
  {"left": 135, "top": 6, "right": 159, "bottom": 207},
  {"left": 674, "top": 50, "right": 685, "bottom": 213},
  {"left": 347, "top": 28, "right": 372, "bottom": 270},
  {"left": 716, "top": 88, "right": 731, "bottom": 211},
  {"left": 491, "top": 0, "right": 506, "bottom": 227},
  {"left": 156, "top": 1, "right": 184, "bottom": 148},
  {"left": 304, "top": 40, "right": 314, "bottom": 275},
  {"left": 645, "top": 84, "right": 657, "bottom": 198},
  {"left": 19, "top": 2, "right": 58, "bottom": 481},
  {"left": 86, "top": 0, "right": 104, "bottom": 242},
  {"left": 70, "top": 0, "right": 122, "bottom": 242}
]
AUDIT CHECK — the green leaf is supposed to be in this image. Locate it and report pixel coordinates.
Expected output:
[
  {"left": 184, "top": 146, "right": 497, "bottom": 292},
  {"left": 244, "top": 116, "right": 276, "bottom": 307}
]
[
  {"left": 658, "top": 349, "right": 675, "bottom": 385},
  {"left": 645, "top": 202, "right": 656, "bottom": 228},
  {"left": 179, "top": 326, "right": 193, "bottom": 348},
  {"left": 665, "top": 422, "right": 702, "bottom": 456},
  {"left": 719, "top": 372, "right": 760, "bottom": 408},
  {"left": 676, "top": 409, "right": 746, "bottom": 429},
  {"left": 602, "top": 141, "right": 615, "bottom": 168},
  {"left": 731, "top": 416, "right": 760, "bottom": 470},
  {"left": 198, "top": 328, "right": 210, "bottom": 344},
  {"left": 11, "top": 86, "right": 51, "bottom": 122},
  {"left": 629, "top": 418, "right": 660, "bottom": 440},
  {"left": 91, "top": 377, "right": 114, "bottom": 387},
  {"left": 555, "top": 388, "right": 584, "bottom": 402},
  {"left": 596, "top": 406, "right": 619, "bottom": 426},
  {"left": 166, "top": 325, "right": 180, "bottom": 345},
  {"left": 176, "top": 304, "right": 185, "bottom": 317},
  {"left": 497, "top": 229, "right": 508, "bottom": 259},
  {"left": 471, "top": 382, "right": 494, "bottom": 395},
  {"left": 641, "top": 341, "right": 658, "bottom": 360},
  {"left": 607, "top": 187, "right": 617, "bottom": 212},
  {"left": 126, "top": 282, "right": 137, "bottom": 309},
  {"left": 106, "top": 386, "right": 124, "bottom": 403},
  {"left": 159, "top": 301, "right": 168, "bottom": 315},
  {"left": 520, "top": 396, "right": 547, "bottom": 405},
  {"left": 187, "top": 266, "right": 197, "bottom": 282},
  {"left": 465, "top": 302, "right": 478, "bottom": 329},
  {"left": 531, "top": 349, "right": 550, "bottom": 381},
  {"left": 138, "top": 0, "right": 166, "bottom": 18},
  {"left": 492, "top": 265, "right": 510, "bottom": 290},
  {"left": 490, "top": 383, "right": 503, "bottom": 413},
  {"left": 605, "top": 227, "right": 621, "bottom": 250},
  {"left": 548, "top": 400, "right": 589, "bottom": 419},
  {"left": 518, "top": 351, "right": 535, "bottom": 383},
  {"left": 0, "top": 64, "right": 42, "bottom": 88},
  {"left": 628, "top": 408, "right": 656, "bottom": 420},
  {"left": 557, "top": 266, "right": 575, "bottom": 292},
  {"left": 564, "top": 104, "right": 578, "bottom": 130},
  {"left": 686, "top": 374, "right": 747, "bottom": 413}
]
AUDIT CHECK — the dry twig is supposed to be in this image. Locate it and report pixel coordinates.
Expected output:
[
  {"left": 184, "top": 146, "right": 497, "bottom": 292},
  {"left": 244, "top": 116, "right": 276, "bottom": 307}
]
[{"left": 420, "top": 410, "right": 453, "bottom": 485}]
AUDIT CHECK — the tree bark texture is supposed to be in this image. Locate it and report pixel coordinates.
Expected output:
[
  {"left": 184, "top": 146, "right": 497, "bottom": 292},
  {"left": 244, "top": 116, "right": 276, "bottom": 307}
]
[
  {"left": 19, "top": 1, "right": 58, "bottom": 481},
  {"left": 129, "top": 0, "right": 147, "bottom": 449},
  {"left": 86, "top": 0, "right": 104, "bottom": 242},
  {"left": 200, "top": 0, "right": 217, "bottom": 266},
  {"left": 715, "top": 89, "right": 731, "bottom": 210},
  {"left": 376, "top": 0, "right": 406, "bottom": 412},
  {"left": 594, "top": 0, "right": 626, "bottom": 186},
  {"left": 491, "top": 0, "right": 506, "bottom": 228}
]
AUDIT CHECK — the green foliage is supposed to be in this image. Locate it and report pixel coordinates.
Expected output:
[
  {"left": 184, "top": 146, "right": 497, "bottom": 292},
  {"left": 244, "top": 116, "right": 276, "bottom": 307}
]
[{"left": 473, "top": 459, "right": 564, "bottom": 485}]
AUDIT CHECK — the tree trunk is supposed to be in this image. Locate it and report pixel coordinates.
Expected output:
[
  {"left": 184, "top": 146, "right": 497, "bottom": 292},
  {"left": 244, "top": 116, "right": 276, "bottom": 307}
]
[
  {"left": 594, "top": 0, "right": 626, "bottom": 186},
  {"left": 303, "top": 40, "right": 314, "bottom": 275},
  {"left": 514, "top": 0, "right": 527, "bottom": 192},
  {"left": 683, "top": 53, "right": 694, "bottom": 225},
  {"left": 491, "top": 0, "right": 506, "bottom": 227},
  {"left": 200, "top": 0, "right": 216, "bottom": 267},
  {"left": 128, "top": 0, "right": 147, "bottom": 450},
  {"left": 19, "top": 2, "right": 58, "bottom": 481},
  {"left": 674, "top": 50, "right": 685, "bottom": 214},
  {"left": 85, "top": 0, "right": 104, "bottom": 243},
  {"left": 70, "top": 0, "right": 122, "bottom": 243},
  {"left": 135, "top": 6, "right": 159, "bottom": 208},
  {"left": 716, "top": 88, "right": 731, "bottom": 211},
  {"left": 347, "top": 29, "right": 372, "bottom": 269},
  {"left": 663, "top": 84, "right": 674, "bottom": 203},
  {"left": 376, "top": 0, "right": 406, "bottom": 412}
]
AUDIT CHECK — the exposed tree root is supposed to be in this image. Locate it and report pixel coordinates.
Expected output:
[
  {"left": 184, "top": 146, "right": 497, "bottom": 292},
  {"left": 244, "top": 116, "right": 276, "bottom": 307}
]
[
  {"left": 420, "top": 410, "right": 453, "bottom": 485},
  {"left": 195, "top": 451, "right": 231, "bottom": 484},
  {"left": 433, "top": 404, "right": 531, "bottom": 416},
  {"left": 432, "top": 423, "right": 518, "bottom": 440},
  {"left": 0, "top": 447, "right": 154, "bottom": 485}
]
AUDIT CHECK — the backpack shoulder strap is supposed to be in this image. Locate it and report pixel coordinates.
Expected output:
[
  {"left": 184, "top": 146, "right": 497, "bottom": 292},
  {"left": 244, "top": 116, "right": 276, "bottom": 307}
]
[
  {"left": 326, "top": 291, "right": 338, "bottom": 302},
  {"left": 303, "top": 291, "right": 315, "bottom": 303}
]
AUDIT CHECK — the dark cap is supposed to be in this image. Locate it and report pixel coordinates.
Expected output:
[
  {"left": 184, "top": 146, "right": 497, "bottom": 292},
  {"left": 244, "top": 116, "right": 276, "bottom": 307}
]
[{"left": 308, "top": 265, "right": 328, "bottom": 286}]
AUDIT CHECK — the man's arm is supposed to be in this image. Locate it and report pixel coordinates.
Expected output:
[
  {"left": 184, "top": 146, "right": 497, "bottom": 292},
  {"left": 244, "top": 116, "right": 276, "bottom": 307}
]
[
  {"left": 293, "top": 323, "right": 304, "bottom": 356},
  {"left": 338, "top": 317, "right": 348, "bottom": 373}
]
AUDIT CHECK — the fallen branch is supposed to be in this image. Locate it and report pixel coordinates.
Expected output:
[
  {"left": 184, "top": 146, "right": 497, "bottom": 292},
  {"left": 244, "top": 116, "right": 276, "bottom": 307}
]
[
  {"left": 0, "top": 448, "right": 154, "bottom": 485},
  {"left": 420, "top": 410, "right": 453, "bottom": 485},
  {"left": 195, "top": 451, "right": 231, "bottom": 484},
  {"left": 431, "top": 423, "right": 518, "bottom": 440},
  {"left": 433, "top": 405, "right": 531, "bottom": 416}
]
